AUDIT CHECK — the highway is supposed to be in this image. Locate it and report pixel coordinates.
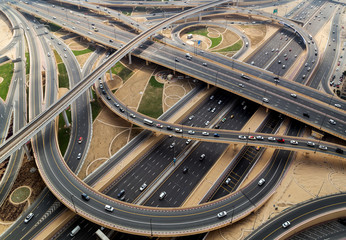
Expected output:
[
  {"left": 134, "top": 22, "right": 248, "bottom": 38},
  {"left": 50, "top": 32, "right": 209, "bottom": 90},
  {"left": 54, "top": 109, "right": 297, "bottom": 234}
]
[{"left": 0, "top": 0, "right": 344, "bottom": 237}]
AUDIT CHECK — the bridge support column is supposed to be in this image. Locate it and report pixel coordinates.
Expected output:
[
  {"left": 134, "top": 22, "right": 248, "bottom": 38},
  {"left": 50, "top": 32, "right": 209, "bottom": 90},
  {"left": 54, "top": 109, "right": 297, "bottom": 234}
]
[
  {"left": 62, "top": 110, "right": 70, "bottom": 128},
  {"left": 265, "top": 107, "right": 269, "bottom": 112},
  {"left": 128, "top": 52, "right": 132, "bottom": 64},
  {"left": 89, "top": 88, "right": 94, "bottom": 102},
  {"left": 198, "top": 13, "right": 202, "bottom": 21},
  {"left": 146, "top": 60, "right": 149, "bottom": 65},
  {"left": 109, "top": 69, "right": 113, "bottom": 80},
  {"left": 23, "top": 144, "right": 32, "bottom": 160},
  {"left": 233, "top": 144, "right": 238, "bottom": 150}
]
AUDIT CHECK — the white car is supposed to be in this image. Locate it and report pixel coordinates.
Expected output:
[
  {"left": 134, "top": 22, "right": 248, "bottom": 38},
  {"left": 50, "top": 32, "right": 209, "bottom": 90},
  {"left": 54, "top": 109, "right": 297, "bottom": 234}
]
[
  {"left": 282, "top": 221, "right": 291, "bottom": 228},
  {"left": 290, "top": 140, "right": 298, "bottom": 145},
  {"left": 205, "top": 121, "right": 210, "bottom": 126},
  {"left": 262, "top": 98, "right": 269, "bottom": 103},
  {"left": 307, "top": 141, "right": 315, "bottom": 147},
  {"left": 188, "top": 130, "right": 195, "bottom": 135},
  {"left": 186, "top": 139, "right": 192, "bottom": 145},
  {"left": 24, "top": 213, "right": 34, "bottom": 223},
  {"left": 105, "top": 205, "right": 114, "bottom": 212},
  {"left": 169, "top": 142, "right": 175, "bottom": 148},
  {"left": 319, "top": 145, "right": 327, "bottom": 150},
  {"left": 238, "top": 135, "right": 246, "bottom": 140},
  {"left": 202, "top": 132, "right": 209, "bottom": 136},
  {"left": 258, "top": 178, "right": 265, "bottom": 186},
  {"left": 268, "top": 137, "right": 276, "bottom": 141},
  {"left": 334, "top": 104, "right": 341, "bottom": 108},
  {"left": 256, "top": 136, "right": 264, "bottom": 140},
  {"left": 139, "top": 183, "right": 147, "bottom": 191},
  {"left": 290, "top": 93, "right": 297, "bottom": 98},
  {"left": 329, "top": 119, "right": 336, "bottom": 125},
  {"left": 175, "top": 128, "right": 182, "bottom": 133},
  {"left": 217, "top": 211, "right": 227, "bottom": 218}
]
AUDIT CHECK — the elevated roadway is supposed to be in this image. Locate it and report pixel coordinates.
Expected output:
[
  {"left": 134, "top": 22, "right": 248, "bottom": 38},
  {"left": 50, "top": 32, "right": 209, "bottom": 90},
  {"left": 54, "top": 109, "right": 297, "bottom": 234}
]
[{"left": 0, "top": 0, "right": 345, "bottom": 237}]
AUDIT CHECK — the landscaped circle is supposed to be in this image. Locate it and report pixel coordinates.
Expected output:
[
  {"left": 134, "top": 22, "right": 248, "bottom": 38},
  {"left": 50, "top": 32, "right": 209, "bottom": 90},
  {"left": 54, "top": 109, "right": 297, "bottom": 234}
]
[{"left": 10, "top": 186, "right": 31, "bottom": 204}]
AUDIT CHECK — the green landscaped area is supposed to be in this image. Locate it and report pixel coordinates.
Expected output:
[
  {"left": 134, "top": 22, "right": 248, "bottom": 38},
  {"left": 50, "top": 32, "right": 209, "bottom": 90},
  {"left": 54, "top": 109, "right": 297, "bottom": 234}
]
[
  {"left": 54, "top": 50, "right": 62, "bottom": 63},
  {"left": 48, "top": 22, "right": 62, "bottom": 32},
  {"left": 214, "top": 40, "right": 243, "bottom": 52},
  {"left": 25, "top": 52, "right": 30, "bottom": 75},
  {"left": 11, "top": 187, "right": 30, "bottom": 203},
  {"left": 91, "top": 90, "right": 102, "bottom": 121},
  {"left": 58, "top": 108, "right": 71, "bottom": 156},
  {"left": 72, "top": 46, "right": 94, "bottom": 56},
  {"left": 111, "top": 62, "right": 133, "bottom": 82},
  {"left": 187, "top": 27, "right": 222, "bottom": 49},
  {"left": 138, "top": 76, "right": 163, "bottom": 119},
  {"left": 58, "top": 63, "right": 69, "bottom": 88},
  {"left": 0, "top": 62, "right": 14, "bottom": 101}
]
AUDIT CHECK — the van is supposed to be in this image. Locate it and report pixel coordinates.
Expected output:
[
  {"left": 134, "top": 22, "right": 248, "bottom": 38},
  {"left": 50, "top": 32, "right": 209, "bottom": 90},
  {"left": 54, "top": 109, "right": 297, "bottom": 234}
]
[
  {"left": 69, "top": 225, "right": 81, "bottom": 237},
  {"left": 200, "top": 154, "right": 205, "bottom": 161},
  {"left": 159, "top": 191, "right": 167, "bottom": 200}
]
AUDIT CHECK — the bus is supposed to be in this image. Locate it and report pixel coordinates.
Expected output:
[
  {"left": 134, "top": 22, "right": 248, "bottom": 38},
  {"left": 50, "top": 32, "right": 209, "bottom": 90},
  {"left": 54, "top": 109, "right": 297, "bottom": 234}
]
[{"left": 143, "top": 119, "right": 153, "bottom": 126}]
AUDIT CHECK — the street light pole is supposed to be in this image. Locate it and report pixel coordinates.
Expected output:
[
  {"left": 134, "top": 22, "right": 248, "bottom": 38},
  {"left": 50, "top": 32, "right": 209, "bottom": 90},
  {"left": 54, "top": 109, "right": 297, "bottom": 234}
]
[{"left": 70, "top": 194, "right": 77, "bottom": 213}]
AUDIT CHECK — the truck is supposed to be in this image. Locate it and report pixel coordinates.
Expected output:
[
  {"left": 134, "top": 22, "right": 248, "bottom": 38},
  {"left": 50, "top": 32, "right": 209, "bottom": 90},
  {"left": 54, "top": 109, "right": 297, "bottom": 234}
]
[{"left": 95, "top": 229, "right": 109, "bottom": 240}]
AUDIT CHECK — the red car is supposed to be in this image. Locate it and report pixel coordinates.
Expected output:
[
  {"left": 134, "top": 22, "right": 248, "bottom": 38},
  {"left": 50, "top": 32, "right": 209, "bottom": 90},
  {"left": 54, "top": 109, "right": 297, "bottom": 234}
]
[
  {"left": 249, "top": 136, "right": 256, "bottom": 140},
  {"left": 78, "top": 137, "right": 83, "bottom": 144},
  {"left": 277, "top": 138, "right": 285, "bottom": 143}
]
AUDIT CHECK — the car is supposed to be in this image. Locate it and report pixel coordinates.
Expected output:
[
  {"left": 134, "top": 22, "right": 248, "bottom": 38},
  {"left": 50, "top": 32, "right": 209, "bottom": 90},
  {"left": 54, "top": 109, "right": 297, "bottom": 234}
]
[
  {"left": 117, "top": 189, "right": 125, "bottom": 198},
  {"left": 211, "top": 108, "right": 216, "bottom": 113},
  {"left": 64, "top": 54, "right": 67, "bottom": 58},
  {"left": 262, "top": 98, "right": 269, "bottom": 103},
  {"left": 278, "top": 60, "right": 281, "bottom": 64},
  {"left": 214, "top": 125, "right": 220, "bottom": 129},
  {"left": 290, "top": 140, "right": 298, "bottom": 145},
  {"left": 225, "top": 178, "right": 231, "bottom": 184},
  {"left": 77, "top": 153, "right": 82, "bottom": 159},
  {"left": 214, "top": 133, "right": 219, "bottom": 137},
  {"left": 258, "top": 178, "right": 265, "bottom": 186},
  {"left": 175, "top": 128, "right": 182, "bottom": 133},
  {"left": 200, "top": 154, "right": 205, "bottom": 160},
  {"left": 251, "top": 61, "right": 254, "bottom": 65},
  {"left": 170, "top": 143, "right": 175, "bottom": 148},
  {"left": 222, "top": 118, "right": 227, "bottom": 123},
  {"left": 183, "top": 167, "right": 188, "bottom": 174},
  {"left": 81, "top": 193, "right": 90, "bottom": 201},
  {"left": 139, "top": 183, "right": 147, "bottom": 191},
  {"left": 336, "top": 148, "right": 344, "bottom": 154},
  {"left": 256, "top": 136, "right": 264, "bottom": 140},
  {"left": 202, "top": 132, "right": 209, "bottom": 136},
  {"left": 106, "top": 96, "right": 111, "bottom": 100},
  {"left": 47, "top": 52, "right": 51, "bottom": 57},
  {"left": 105, "top": 205, "right": 114, "bottom": 212},
  {"left": 218, "top": 100, "right": 223, "bottom": 105},
  {"left": 249, "top": 136, "right": 256, "bottom": 140},
  {"left": 209, "top": 95, "right": 215, "bottom": 100},
  {"left": 156, "top": 124, "right": 163, "bottom": 129},
  {"left": 282, "top": 65, "right": 286, "bottom": 69},
  {"left": 109, "top": 39, "right": 114, "bottom": 43},
  {"left": 188, "top": 130, "right": 195, "bottom": 135},
  {"left": 102, "top": 89, "right": 106, "bottom": 95},
  {"left": 255, "top": 146, "right": 260, "bottom": 151},
  {"left": 239, "top": 83, "right": 245, "bottom": 88},
  {"left": 217, "top": 211, "right": 227, "bottom": 218},
  {"left": 167, "top": 126, "right": 173, "bottom": 130},
  {"left": 205, "top": 121, "right": 210, "bottom": 126},
  {"left": 159, "top": 191, "right": 166, "bottom": 200},
  {"left": 230, "top": 115, "right": 234, "bottom": 119},
  {"left": 119, "top": 195, "right": 125, "bottom": 201},
  {"left": 119, "top": 107, "right": 125, "bottom": 113},
  {"left": 268, "top": 137, "right": 276, "bottom": 141},
  {"left": 277, "top": 138, "right": 285, "bottom": 143},
  {"left": 282, "top": 221, "right": 291, "bottom": 228},
  {"left": 24, "top": 213, "right": 34, "bottom": 223},
  {"left": 175, "top": 58, "right": 179, "bottom": 62},
  {"left": 319, "top": 145, "right": 327, "bottom": 150},
  {"left": 78, "top": 137, "right": 83, "bottom": 144},
  {"left": 202, "top": 62, "right": 207, "bottom": 66},
  {"left": 307, "top": 141, "right": 315, "bottom": 147},
  {"left": 303, "top": 112, "right": 310, "bottom": 118},
  {"left": 188, "top": 115, "right": 194, "bottom": 120},
  {"left": 186, "top": 139, "right": 192, "bottom": 145},
  {"left": 290, "top": 93, "right": 297, "bottom": 98},
  {"left": 239, "top": 135, "right": 246, "bottom": 140},
  {"left": 329, "top": 119, "right": 336, "bottom": 125},
  {"left": 130, "top": 113, "right": 136, "bottom": 118}
]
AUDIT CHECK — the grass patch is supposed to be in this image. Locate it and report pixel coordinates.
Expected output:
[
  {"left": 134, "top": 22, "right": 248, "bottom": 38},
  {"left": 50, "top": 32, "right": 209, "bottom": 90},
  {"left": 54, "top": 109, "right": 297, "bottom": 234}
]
[
  {"left": 215, "top": 40, "right": 243, "bottom": 52},
  {"left": 91, "top": 90, "right": 102, "bottom": 121},
  {"left": 138, "top": 76, "right": 163, "bottom": 118},
  {"left": 11, "top": 187, "right": 30, "bottom": 203},
  {"left": 54, "top": 50, "right": 62, "bottom": 64},
  {"left": 122, "top": 10, "right": 132, "bottom": 16},
  {"left": 58, "top": 109, "right": 71, "bottom": 156},
  {"left": 25, "top": 52, "right": 30, "bottom": 74},
  {"left": 72, "top": 46, "right": 94, "bottom": 56},
  {"left": 186, "top": 27, "right": 222, "bottom": 49},
  {"left": 58, "top": 63, "right": 69, "bottom": 88},
  {"left": 48, "top": 22, "right": 61, "bottom": 32},
  {"left": 0, "top": 62, "right": 14, "bottom": 101},
  {"left": 111, "top": 62, "right": 133, "bottom": 82}
]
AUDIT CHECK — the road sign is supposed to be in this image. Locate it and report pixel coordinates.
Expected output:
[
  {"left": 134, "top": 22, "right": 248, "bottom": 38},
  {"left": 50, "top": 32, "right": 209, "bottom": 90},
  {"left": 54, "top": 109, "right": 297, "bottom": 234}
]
[{"left": 273, "top": 8, "right": 278, "bottom": 14}]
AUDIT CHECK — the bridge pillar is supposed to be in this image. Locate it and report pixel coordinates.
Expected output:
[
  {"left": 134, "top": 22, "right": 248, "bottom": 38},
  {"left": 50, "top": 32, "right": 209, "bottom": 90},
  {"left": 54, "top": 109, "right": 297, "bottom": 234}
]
[
  {"left": 199, "top": 13, "right": 202, "bottom": 21},
  {"left": 109, "top": 69, "right": 113, "bottom": 80},
  {"left": 62, "top": 110, "right": 70, "bottom": 128},
  {"left": 89, "top": 88, "right": 94, "bottom": 102},
  {"left": 265, "top": 107, "right": 269, "bottom": 112},
  {"left": 146, "top": 60, "right": 149, "bottom": 66},
  {"left": 23, "top": 144, "right": 32, "bottom": 160},
  {"left": 233, "top": 144, "right": 238, "bottom": 150},
  {"left": 128, "top": 52, "right": 132, "bottom": 64}
]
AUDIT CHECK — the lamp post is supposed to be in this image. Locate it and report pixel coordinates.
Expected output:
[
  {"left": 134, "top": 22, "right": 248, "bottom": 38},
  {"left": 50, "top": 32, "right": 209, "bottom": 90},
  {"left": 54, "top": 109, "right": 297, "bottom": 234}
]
[{"left": 70, "top": 194, "right": 77, "bottom": 213}]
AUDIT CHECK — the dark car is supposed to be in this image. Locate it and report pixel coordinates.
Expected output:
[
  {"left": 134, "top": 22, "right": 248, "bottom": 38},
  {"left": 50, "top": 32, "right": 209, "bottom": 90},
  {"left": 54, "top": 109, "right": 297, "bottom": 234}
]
[
  {"left": 277, "top": 138, "right": 285, "bottom": 143},
  {"left": 167, "top": 126, "right": 173, "bottom": 130},
  {"left": 336, "top": 148, "right": 344, "bottom": 154},
  {"left": 81, "top": 193, "right": 90, "bottom": 201},
  {"left": 303, "top": 112, "right": 310, "bottom": 118},
  {"left": 117, "top": 189, "right": 125, "bottom": 198},
  {"left": 183, "top": 167, "right": 188, "bottom": 174}
]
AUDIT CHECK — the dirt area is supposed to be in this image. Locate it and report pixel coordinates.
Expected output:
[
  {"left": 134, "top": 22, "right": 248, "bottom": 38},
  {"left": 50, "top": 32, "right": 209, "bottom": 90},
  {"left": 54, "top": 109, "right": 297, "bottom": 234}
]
[
  {"left": 0, "top": 14, "right": 13, "bottom": 52},
  {"left": 260, "top": 0, "right": 306, "bottom": 17},
  {"left": 0, "top": 156, "right": 46, "bottom": 224}
]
